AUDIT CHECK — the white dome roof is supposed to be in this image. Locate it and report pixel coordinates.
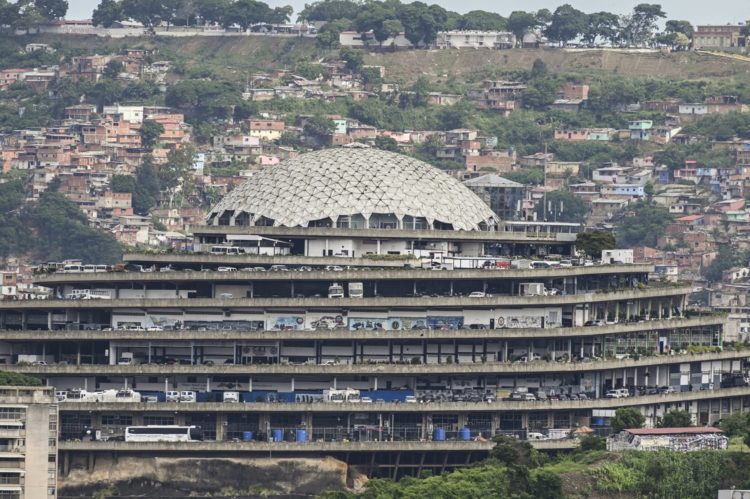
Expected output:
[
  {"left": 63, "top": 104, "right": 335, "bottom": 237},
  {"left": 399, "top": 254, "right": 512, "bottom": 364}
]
[{"left": 207, "top": 147, "right": 498, "bottom": 231}]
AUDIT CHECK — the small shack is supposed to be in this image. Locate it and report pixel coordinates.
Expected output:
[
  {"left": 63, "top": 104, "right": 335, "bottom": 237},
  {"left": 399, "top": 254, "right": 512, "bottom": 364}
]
[{"left": 607, "top": 427, "right": 728, "bottom": 452}]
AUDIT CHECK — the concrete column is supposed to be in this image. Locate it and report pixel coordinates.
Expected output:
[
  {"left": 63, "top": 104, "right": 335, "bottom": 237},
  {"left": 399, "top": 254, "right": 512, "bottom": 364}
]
[
  {"left": 215, "top": 413, "right": 227, "bottom": 441},
  {"left": 491, "top": 413, "right": 500, "bottom": 434},
  {"left": 47, "top": 312, "right": 52, "bottom": 330},
  {"left": 258, "top": 413, "right": 270, "bottom": 440},
  {"left": 422, "top": 414, "right": 431, "bottom": 440},
  {"left": 376, "top": 239, "right": 381, "bottom": 255}
]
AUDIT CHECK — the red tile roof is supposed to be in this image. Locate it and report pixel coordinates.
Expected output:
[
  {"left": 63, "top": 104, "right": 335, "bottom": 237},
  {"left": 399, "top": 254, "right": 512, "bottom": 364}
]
[{"left": 625, "top": 427, "right": 722, "bottom": 435}]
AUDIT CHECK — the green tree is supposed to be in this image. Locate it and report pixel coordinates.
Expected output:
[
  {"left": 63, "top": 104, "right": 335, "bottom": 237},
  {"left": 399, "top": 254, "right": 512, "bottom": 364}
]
[
  {"left": 719, "top": 412, "right": 750, "bottom": 438},
  {"left": 622, "top": 3, "right": 666, "bottom": 46},
  {"left": 110, "top": 174, "right": 137, "bottom": 195},
  {"left": 132, "top": 156, "right": 161, "bottom": 214},
  {"left": 139, "top": 119, "right": 164, "bottom": 149},
  {"left": 0, "top": 180, "right": 31, "bottom": 259},
  {"left": 583, "top": 12, "right": 620, "bottom": 45},
  {"left": 92, "top": 0, "right": 124, "bottom": 27},
  {"left": 315, "top": 18, "right": 351, "bottom": 48},
  {"left": 507, "top": 11, "right": 537, "bottom": 46},
  {"left": 522, "top": 78, "right": 558, "bottom": 110},
  {"left": 457, "top": 10, "right": 507, "bottom": 31},
  {"left": 0, "top": 1, "right": 21, "bottom": 29},
  {"left": 665, "top": 19, "right": 694, "bottom": 39},
  {"left": 535, "top": 190, "right": 588, "bottom": 223},
  {"left": 121, "top": 0, "right": 168, "bottom": 29},
  {"left": 703, "top": 244, "right": 737, "bottom": 282},
  {"left": 225, "top": 0, "right": 273, "bottom": 31},
  {"left": 490, "top": 434, "right": 545, "bottom": 468},
  {"left": 303, "top": 115, "right": 334, "bottom": 140},
  {"left": 299, "top": 0, "right": 360, "bottom": 23},
  {"left": 545, "top": 4, "right": 586, "bottom": 45},
  {"left": 102, "top": 60, "right": 123, "bottom": 79},
  {"left": 339, "top": 46, "right": 364, "bottom": 72},
  {"left": 196, "top": 0, "right": 230, "bottom": 24},
  {"left": 578, "top": 435, "right": 606, "bottom": 451},
  {"left": 160, "top": 145, "right": 196, "bottom": 191},
  {"left": 658, "top": 409, "right": 693, "bottom": 428},
  {"left": 530, "top": 58, "right": 548, "bottom": 79},
  {"left": 577, "top": 231, "right": 616, "bottom": 259},
  {"left": 374, "top": 135, "right": 399, "bottom": 152},
  {"left": 378, "top": 19, "right": 404, "bottom": 47},
  {"left": 26, "top": 192, "right": 122, "bottom": 263},
  {"left": 616, "top": 202, "right": 672, "bottom": 247},
  {"left": 611, "top": 407, "right": 646, "bottom": 433}
]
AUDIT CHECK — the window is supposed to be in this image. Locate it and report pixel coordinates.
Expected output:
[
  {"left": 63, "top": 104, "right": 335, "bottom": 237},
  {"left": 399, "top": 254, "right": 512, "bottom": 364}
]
[
  {"left": 0, "top": 408, "right": 23, "bottom": 420},
  {"left": 102, "top": 414, "right": 133, "bottom": 426},
  {"left": 144, "top": 415, "right": 175, "bottom": 426}
]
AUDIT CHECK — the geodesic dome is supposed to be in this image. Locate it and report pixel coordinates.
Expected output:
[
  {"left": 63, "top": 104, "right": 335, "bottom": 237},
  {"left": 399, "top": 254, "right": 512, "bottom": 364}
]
[{"left": 206, "top": 147, "right": 498, "bottom": 231}]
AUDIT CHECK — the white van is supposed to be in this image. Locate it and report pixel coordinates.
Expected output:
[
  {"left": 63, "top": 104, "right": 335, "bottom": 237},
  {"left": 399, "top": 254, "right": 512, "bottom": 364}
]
[
  {"left": 179, "top": 391, "right": 197, "bottom": 403},
  {"left": 223, "top": 391, "right": 239, "bottom": 403},
  {"left": 166, "top": 391, "right": 180, "bottom": 402}
]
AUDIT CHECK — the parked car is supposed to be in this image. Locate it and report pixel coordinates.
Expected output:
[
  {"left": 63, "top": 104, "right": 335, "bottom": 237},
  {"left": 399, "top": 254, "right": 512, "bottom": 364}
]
[
  {"left": 469, "top": 291, "right": 491, "bottom": 298},
  {"left": 404, "top": 395, "right": 417, "bottom": 403}
]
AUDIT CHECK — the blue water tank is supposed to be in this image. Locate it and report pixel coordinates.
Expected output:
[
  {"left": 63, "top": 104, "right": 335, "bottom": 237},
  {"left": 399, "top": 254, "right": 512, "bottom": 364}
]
[
  {"left": 272, "top": 429, "right": 283, "bottom": 442},
  {"left": 433, "top": 428, "right": 446, "bottom": 441},
  {"left": 592, "top": 417, "right": 605, "bottom": 426},
  {"left": 459, "top": 427, "right": 471, "bottom": 441},
  {"left": 296, "top": 429, "right": 308, "bottom": 442},
  {"left": 242, "top": 431, "right": 253, "bottom": 442}
]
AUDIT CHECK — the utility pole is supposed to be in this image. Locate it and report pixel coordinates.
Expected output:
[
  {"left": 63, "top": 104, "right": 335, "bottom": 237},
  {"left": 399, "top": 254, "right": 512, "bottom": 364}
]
[{"left": 543, "top": 142, "right": 548, "bottom": 222}]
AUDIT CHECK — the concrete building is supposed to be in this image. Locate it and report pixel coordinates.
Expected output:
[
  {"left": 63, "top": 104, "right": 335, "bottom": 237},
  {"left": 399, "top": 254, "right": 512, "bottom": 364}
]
[
  {"left": 435, "top": 31, "right": 515, "bottom": 49},
  {"left": 463, "top": 174, "right": 525, "bottom": 221},
  {"left": 0, "top": 386, "right": 58, "bottom": 499},
  {"left": 693, "top": 24, "right": 746, "bottom": 50},
  {"left": 2, "top": 148, "right": 749, "bottom": 481}
]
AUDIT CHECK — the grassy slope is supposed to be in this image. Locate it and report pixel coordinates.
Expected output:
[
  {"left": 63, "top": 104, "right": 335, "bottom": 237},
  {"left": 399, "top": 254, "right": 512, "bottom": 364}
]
[
  {"left": 24, "top": 34, "right": 750, "bottom": 86},
  {"left": 365, "top": 47, "right": 750, "bottom": 84}
]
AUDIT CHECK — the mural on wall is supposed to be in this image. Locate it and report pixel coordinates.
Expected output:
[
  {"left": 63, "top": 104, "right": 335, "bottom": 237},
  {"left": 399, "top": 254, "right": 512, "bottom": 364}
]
[{"left": 270, "top": 315, "right": 305, "bottom": 331}]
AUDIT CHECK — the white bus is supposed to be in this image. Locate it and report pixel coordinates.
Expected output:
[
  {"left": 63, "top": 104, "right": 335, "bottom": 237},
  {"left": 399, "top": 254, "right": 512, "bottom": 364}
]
[
  {"left": 210, "top": 246, "right": 244, "bottom": 256},
  {"left": 124, "top": 425, "right": 203, "bottom": 442}
]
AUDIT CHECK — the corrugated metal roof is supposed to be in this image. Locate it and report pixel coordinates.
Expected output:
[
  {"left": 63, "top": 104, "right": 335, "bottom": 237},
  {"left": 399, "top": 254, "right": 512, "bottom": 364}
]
[{"left": 625, "top": 427, "right": 722, "bottom": 435}]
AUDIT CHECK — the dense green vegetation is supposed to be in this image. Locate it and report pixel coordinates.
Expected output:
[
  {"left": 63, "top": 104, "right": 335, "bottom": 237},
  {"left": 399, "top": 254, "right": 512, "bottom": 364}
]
[
  {"left": 576, "top": 231, "right": 616, "bottom": 259},
  {"left": 323, "top": 435, "right": 750, "bottom": 499},
  {"left": 0, "top": 180, "right": 122, "bottom": 263},
  {"left": 615, "top": 202, "right": 674, "bottom": 248},
  {"left": 0, "top": 371, "right": 42, "bottom": 386}
]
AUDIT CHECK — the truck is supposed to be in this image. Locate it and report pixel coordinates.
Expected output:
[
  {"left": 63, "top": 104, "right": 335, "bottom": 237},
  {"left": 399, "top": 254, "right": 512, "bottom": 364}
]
[
  {"left": 348, "top": 282, "right": 363, "bottom": 298},
  {"left": 118, "top": 352, "right": 135, "bottom": 365},
  {"left": 328, "top": 283, "right": 344, "bottom": 298},
  {"left": 223, "top": 391, "right": 240, "bottom": 403},
  {"left": 323, "top": 388, "right": 361, "bottom": 403},
  {"left": 520, "top": 283, "right": 546, "bottom": 296}
]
